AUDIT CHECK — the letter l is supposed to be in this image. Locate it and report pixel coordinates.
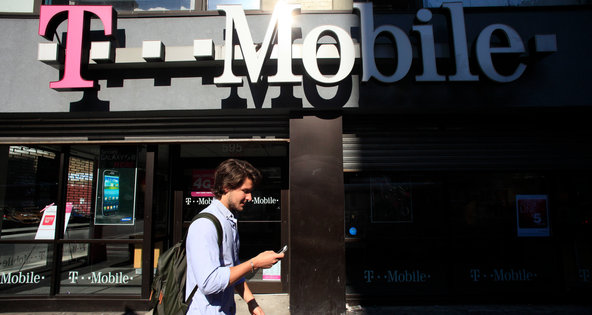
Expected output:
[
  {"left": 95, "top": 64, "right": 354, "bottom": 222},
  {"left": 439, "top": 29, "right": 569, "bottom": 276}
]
[{"left": 442, "top": 2, "right": 478, "bottom": 81}]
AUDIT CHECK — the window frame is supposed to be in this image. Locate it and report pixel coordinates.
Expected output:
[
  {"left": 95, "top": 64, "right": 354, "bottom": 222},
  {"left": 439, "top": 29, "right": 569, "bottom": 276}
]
[
  {"left": 0, "top": 144, "right": 151, "bottom": 301},
  {"left": 423, "top": 0, "right": 592, "bottom": 8},
  {"left": 56, "top": 0, "right": 271, "bottom": 16},
  {"left": 0, "top": 0, "right": 42, "bottom": 15}
]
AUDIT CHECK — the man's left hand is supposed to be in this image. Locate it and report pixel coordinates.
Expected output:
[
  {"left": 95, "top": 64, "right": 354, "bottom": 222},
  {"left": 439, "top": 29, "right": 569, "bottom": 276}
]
[
  {"left": 251, "top": 306, "right": 264, "bottom": 315},
  {"left": 247, "top": 299, "right": 263, "bottom": 315}
]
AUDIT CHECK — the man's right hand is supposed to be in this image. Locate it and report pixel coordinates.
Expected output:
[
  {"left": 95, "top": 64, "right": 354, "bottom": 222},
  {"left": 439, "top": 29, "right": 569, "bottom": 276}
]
[{"left": 252, "top": 250, "right": 284, "bottom": 269}]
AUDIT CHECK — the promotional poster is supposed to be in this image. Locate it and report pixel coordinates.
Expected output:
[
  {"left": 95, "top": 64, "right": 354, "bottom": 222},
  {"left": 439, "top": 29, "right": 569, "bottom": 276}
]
[
  {"left": 516, "top": 195, "right": 550, "bottom": 237},
  {"left": 94, "top": 146, "right": 138, "bottom": 225}
]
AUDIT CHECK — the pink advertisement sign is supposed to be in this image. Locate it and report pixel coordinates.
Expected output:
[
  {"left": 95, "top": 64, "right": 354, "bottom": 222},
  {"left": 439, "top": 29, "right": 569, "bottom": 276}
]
[
  {"left": 192, "top": 169, "right": 215, "bottom": 196},
  {"left": 262, "top": 261, "right": 281, "bottom": 281},
  {"left": 35, "top": 202, "right": 73, "bottom": 240},
  {"left": 516, "top": 195, "right": 550, "bottom": 237}
]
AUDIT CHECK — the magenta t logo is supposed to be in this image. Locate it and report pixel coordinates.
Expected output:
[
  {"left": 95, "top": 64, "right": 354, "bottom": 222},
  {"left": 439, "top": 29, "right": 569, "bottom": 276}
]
[{"left": 39, "top": 6, "right": 117, "bottom": 90}]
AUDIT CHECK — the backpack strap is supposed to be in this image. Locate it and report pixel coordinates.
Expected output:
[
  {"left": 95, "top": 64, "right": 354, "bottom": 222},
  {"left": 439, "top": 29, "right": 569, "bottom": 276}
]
[
  {"left": 185, "top": 212, "right": 223, "bottom": 306},
  {"left": 192, "top": 212, "right": 223, "bottom": 248}
]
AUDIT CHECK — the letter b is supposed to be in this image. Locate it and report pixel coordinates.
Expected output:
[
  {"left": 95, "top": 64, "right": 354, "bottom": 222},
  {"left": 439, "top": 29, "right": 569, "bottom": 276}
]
[{"left": 355, "top": 2, "right": 412, "bottom": 83}]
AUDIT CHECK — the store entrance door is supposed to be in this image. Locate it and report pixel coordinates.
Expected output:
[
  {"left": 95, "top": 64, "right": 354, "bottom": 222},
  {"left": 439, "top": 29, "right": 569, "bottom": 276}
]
[{"left": 170, "top": 141, "right": 289, "bottom": 293}]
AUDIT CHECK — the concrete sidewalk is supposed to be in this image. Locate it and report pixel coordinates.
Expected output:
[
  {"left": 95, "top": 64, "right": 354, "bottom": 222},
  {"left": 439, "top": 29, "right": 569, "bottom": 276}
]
[
  {"left": 1, "top": 294, "right": 591, "bottom": 315},
  {"left": 0, "top": 294, "right": 290, "bottom": 315},
  {"left": 345, "top": 304, "right": 592, "bottom": 314},
  {"left": 235, "top": 293, "right": 289, "bottom": 314}
]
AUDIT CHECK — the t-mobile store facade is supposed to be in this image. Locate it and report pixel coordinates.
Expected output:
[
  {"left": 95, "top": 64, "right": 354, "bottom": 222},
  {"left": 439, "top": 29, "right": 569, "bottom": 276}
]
[{"left": 1, "top": 1, "right": 591, "bottom": 313}]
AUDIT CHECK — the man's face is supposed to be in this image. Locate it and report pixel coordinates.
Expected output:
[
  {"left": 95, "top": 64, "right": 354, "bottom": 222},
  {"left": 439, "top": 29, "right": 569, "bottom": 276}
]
[{"left": 222, "top": 177, "right": 254, "bottom": 212}]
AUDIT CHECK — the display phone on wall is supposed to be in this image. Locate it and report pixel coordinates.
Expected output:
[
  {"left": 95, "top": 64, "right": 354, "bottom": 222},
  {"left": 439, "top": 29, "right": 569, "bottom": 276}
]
[{"left": 102, "top": 169, "right": 120, "bottom": 216}]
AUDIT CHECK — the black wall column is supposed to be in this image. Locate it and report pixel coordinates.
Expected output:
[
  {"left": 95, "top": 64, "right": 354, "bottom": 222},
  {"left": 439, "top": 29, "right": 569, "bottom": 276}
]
[
  {"left": 0, "top": 145, "right": 7, "bottom": 237},
  {"left": 289, "top": 114, "right": 345, "bottom": 315}
]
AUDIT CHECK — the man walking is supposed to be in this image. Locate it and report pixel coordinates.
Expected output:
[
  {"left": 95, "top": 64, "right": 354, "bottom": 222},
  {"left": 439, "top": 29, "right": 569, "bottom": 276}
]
[{"left": 186, "top": 159, "right": 284, "bottom": 314}]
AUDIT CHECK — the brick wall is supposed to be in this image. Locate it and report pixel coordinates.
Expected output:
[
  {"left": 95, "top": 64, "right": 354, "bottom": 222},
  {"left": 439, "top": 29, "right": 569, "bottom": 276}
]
[
  {"left": 4, "top": 147, "right": 94, "bottom": 225},
  {"left": 67, "top": 157, "right": 94, "bottom": 218}
]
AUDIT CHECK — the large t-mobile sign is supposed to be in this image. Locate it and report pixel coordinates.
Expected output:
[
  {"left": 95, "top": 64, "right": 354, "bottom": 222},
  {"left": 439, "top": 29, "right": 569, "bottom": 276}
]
[{"left": 38, "top": 2, "right": 556, "bottom": 91}]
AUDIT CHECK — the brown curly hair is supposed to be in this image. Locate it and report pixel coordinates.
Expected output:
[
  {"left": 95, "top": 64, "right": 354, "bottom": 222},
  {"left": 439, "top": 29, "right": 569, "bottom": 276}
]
[{"left": 212, "top": 159, "right": 262, "bottom": 199}]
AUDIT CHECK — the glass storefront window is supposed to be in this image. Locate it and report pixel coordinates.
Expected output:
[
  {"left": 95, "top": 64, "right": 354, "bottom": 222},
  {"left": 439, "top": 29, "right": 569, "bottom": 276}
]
[
  {"left": 345, "top": 173, "right": 444, "bottom": 239},
  {"left": 424, "top": 0, "right": 592, "bottom": 7},
  {"left": 59, "top": 243, "right": 141, "bottom": 295},
  {"left": 66, "top": 0, "right": 197, "bottom": 11},
  {"left": 63, "top": 145, "right": 145, "bottom": 240},
  {"left": 0, "top": 0, "right": 36, "bottom": 13},
  {"left": 63, "top": 0, "right": 262, "bottom": 12},
  {"left": 239, "top": 221, "right": 281, "bottom": 281},
  {"left": 345, "top": 171, "right": 592, "bottom": 299},
  {"left": 179, "top": 142, "right": 287, "bottom": 286},
  {"left": 0, "top": 144, "right": 146, "bottom": 297},
  {"left": 207, "top": 0, "right": 259, "bottom": 10},
  {"left": 0, "top": 243, "right": 52, "bottom": 295},
  {"left": 0, "top": 145, "right": 60, "bottom": 241}
]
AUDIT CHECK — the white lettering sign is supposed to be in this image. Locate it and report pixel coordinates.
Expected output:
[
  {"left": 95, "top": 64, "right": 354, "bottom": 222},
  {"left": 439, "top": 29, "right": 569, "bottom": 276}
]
[
  {"left": 0, "top": 272, "right": 44, "bottom": 285},
  {"left": 364, "top": 269, "right": 431, "bottom": 284},
  {"left": 68, "top": 271, "right": 132, "bottom": 284},
  {"left": 469, "top": 268, "right": 537, "bottom": 282},
  {"left": 39, "top": 2, "right": 557, "bottom": 91},
  {"left": 252, "top": 196, "right": 279, "bottom": 205},
  {"left": 215, "top": 3, "right": 300, "bottom": 84},
  {"left": 302, "top": 25, "right": 355, "bottom": 84}
]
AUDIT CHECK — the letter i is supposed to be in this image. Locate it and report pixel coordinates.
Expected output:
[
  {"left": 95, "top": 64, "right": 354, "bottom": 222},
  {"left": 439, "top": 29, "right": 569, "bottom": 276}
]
[{"left": 412, "top": 9, "right": 445, "bottom": 82}]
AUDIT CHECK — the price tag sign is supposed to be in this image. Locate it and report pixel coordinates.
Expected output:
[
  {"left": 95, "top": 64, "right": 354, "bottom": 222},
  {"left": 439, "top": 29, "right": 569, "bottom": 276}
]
[{"left": 35, "top": 202, "right": 73, "bottom": 240}]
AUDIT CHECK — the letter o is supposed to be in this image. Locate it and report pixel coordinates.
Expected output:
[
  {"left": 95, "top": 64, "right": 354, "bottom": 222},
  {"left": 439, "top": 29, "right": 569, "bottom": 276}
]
[{"left": 303, "top": 25, "right": 355, "bottom": 84}]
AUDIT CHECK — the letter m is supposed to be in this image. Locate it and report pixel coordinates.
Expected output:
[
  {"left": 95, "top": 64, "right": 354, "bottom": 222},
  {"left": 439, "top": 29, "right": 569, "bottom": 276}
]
[
  {"left": 1, "top": 273, "right": 10, "bottom": 284},
  {"left": 39, "top": 5, "right": 117, "bottom": 90},
  {"left": 215, "top": 3, "right": 300, "bottom": 85}
]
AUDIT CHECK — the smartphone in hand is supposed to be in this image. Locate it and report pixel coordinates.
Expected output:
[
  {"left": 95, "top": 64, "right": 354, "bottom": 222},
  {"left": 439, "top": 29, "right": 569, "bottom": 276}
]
[{"left": 277, "top": 245, "right": 288, "bottom": 254}]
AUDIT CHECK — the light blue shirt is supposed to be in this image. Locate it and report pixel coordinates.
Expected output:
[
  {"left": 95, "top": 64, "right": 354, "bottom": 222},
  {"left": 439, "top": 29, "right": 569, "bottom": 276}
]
[{"left": 186, "top": 199, "right": 244, "bottom": 314}]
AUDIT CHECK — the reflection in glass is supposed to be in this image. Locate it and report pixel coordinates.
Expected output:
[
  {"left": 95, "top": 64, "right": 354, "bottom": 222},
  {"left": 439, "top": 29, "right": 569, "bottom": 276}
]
[
  {"left": 370, "top": 178, "right": 412, "bottom": 223},
  {"left": 69, "top": 0, "right": 195, "bottom": 11},
  {"left": 423, "top": 0, "right": 592, "bottom": 7},
  {"left": 345, "top": 171, "right": 592, "bottom": 297},
  {"left": 0, "top": 0, "right": 35, "bottom": 13},
  {"left": 207, "top": 0, "right": 259, "bottom": 10},
  {"left": 59, "top": 243, "right": 141, "bottom": 295},
  {"left": 0, "top": 145, "right": 60, "bottom": 240},
  {"left": 67, "top": 156, "right": 94, "bottom": 224},
  {"left": 64, "top": 145, "right": 145, "bottom": 240},
  {"left": 0, "top": 144, "right": 146, "bottom": 297},
  {"left": 0, "top": 243, "right": 52, "bottom": 295},
  {"left": 238, "top": 222, "right": 281, "bottom": 274}
]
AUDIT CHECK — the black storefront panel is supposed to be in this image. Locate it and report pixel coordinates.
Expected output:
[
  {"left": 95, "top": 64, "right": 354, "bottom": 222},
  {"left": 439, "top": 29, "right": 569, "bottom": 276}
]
[{"left": 343, "top": 114, "right": 592, "bottom": 303}]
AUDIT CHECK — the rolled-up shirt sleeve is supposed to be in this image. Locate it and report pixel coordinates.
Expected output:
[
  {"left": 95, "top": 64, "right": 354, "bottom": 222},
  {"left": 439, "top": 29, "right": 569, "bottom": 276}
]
[{"left": 186, "top": 217, "right": 230, "bottom": 296}]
